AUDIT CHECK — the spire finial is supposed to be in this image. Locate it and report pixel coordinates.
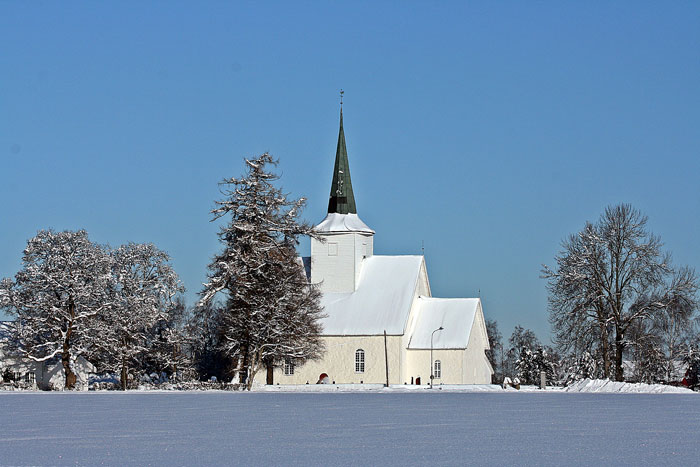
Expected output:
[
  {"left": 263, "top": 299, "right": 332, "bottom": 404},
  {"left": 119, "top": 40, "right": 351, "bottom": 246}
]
[{"left": 340, "top": 89, "right": 344, "bottom": 107}]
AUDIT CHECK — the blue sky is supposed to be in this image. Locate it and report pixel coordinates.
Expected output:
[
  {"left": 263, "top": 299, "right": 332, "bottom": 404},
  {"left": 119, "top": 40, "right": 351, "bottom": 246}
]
[{"left": 1, "top": 2, "right": 699, "bottom": 341}]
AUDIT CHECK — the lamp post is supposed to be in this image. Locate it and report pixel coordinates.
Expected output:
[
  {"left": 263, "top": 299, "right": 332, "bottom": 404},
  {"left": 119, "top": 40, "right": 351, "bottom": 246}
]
[{"left": 430, "top": 326, "right": 444, "bottom": 389}]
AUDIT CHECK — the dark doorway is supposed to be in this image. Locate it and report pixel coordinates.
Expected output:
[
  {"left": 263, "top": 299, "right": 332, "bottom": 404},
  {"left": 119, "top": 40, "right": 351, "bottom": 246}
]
[{"left": 416, "top": 377, "right": 421, "bottom": 385}]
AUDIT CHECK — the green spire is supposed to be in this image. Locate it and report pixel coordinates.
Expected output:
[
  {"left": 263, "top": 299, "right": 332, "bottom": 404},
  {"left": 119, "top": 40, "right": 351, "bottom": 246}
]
[{"left": 327, "top": 106, "right": 357, "bottom": 214}]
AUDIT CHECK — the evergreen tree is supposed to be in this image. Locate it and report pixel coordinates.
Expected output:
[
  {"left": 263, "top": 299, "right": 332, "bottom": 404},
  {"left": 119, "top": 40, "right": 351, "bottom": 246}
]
[{"left": 198, "top": 153, "right": 324, "bottom": 389}]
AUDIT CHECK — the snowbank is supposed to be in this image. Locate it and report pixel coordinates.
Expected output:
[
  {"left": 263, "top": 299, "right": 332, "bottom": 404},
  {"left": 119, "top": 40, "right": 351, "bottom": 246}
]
[
  {"left": 257, "top": 380, "right": 696, "bottom": 394},
  {"left": 564, "top": 378, "right": 693, "bottom": 394}
]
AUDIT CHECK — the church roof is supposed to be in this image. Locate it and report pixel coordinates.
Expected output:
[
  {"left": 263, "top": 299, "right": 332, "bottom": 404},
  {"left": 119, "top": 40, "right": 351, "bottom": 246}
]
[
  {"left": 327, "top": 108, "right": 357, "bottom": 215},
  {"left": 408, "top": 297, "right": 483, "bottom": 349},
  {"left": 319, "top": 255, "right": 423, "bottom": 335},
  {"left": 314, "top": 213, "right": 375, "bottom": 234}
]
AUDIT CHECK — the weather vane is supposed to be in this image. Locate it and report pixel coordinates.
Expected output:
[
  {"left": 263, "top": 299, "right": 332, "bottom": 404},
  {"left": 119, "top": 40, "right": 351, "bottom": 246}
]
[{"left": 340, "top": 89, "right": 344, "bottom": 106}]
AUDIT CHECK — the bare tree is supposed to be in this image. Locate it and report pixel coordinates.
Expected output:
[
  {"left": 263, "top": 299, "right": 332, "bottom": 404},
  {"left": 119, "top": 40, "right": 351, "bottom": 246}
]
[{"left": 544, "top": 204, "right": 698, "bottom": 381}]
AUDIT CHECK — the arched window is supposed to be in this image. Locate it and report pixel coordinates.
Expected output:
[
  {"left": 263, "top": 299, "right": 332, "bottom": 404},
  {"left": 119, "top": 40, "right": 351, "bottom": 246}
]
[
  {"left": 434, "top": 360, "right": 442, "bottom": 379},
  {"left": 355, "top": 349, "right": 365, "bottom": 373},
  {"left": 284, "top": 358, "right": 294, "bottom": 376}
]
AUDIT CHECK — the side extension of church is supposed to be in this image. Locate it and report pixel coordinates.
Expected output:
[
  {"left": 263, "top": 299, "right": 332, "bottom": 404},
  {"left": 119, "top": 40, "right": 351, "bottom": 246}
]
[{"left": 255, "top": 105, "right": 493, "bottom": 386}]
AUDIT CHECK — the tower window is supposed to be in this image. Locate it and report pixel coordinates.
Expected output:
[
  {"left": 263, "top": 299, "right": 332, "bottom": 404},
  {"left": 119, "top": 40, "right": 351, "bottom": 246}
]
[
  {"left": 434, "top": 360, "right": 442, "bottom": 379},
  {"left": 355, "top": 349, "right": 365, "bottom": 373},
  {"left": 328, "top": 243, "right": 338, "bottom": 256}
]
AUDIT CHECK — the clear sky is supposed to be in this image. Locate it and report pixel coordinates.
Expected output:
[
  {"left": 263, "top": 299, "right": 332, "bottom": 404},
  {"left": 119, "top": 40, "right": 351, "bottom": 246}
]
[{"left": 1, "top": 2, "right": 699, "bottom": 341}]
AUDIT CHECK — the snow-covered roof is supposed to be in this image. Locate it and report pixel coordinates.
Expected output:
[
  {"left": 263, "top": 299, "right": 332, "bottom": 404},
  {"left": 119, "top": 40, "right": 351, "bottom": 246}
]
[
  {"left": 314, "top": 213, "right": 375, "bottom": 234},
  {"left": 320, "top": 255, "right": 423, "bottom": 335},
  {"left": 408, "top": 297, "right": 481, "bottom": 349}
]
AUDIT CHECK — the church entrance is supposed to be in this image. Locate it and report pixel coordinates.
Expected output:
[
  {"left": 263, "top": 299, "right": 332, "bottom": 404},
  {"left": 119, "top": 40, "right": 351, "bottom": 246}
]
[{"left": 415, "top": 377, "right": 421, "bottom": 385}]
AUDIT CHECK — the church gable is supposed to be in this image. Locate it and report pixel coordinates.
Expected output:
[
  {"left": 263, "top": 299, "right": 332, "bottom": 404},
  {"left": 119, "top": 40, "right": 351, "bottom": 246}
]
[{"left": 407, "top": 297, "right": 482, "bottom": 350}]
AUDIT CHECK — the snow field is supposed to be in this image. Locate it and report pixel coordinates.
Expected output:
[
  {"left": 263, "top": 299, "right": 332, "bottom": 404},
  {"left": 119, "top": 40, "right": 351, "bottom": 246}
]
[{"left": 1, "top": 391, "right": 699, "bottom": 466}]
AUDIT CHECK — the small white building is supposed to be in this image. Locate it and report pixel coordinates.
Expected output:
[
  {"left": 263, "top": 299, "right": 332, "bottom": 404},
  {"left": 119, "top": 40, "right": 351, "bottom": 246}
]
[
  {"left": 1, "top": 321, "right": 95, "bottom": 390},
  {"left": 0, "top": 321, "right": 44, "bottom": 388},
  {"left": 256, "top": 106, "right": 493, "bottom": 386}
]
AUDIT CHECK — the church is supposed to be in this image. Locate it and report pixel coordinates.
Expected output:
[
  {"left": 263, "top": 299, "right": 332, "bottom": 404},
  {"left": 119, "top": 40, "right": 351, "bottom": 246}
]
[{"left": 256, "top": 105, "right": 493, "bottom": 386}]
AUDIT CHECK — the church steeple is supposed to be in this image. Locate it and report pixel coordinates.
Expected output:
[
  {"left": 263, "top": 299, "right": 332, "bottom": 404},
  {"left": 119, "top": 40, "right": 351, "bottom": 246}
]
[
  {"left": 327, "top": 99, "right": 357, "bottom": 214},
  {"left": 311, "top": 93, "right": 374, "bottom": 293}
]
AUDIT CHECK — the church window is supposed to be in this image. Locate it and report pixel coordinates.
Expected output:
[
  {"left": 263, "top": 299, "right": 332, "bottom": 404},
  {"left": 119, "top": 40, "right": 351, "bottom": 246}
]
[
  {"left": 284, "top": 359, "right": 294, "bottom": 376},
  {"left": 434, "top": 360, "right": 442, "bottom": 379},
  {"left": 328, "top": 242, "right": 338, "bottom": 256},
  {"left": 355, "top": 349, "right": 365, "bottom": 373}
]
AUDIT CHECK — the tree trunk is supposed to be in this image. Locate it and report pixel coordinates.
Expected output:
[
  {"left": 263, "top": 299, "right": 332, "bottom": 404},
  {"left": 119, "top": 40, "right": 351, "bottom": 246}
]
[
  {"left": 62, "top": 347, "right": 76, "bottom": 390},
  {"left": 614, "top": 329, "right": 625, "bottom": 381},
  {"left": 62, "top": 301, "right": 77, "bottom": 390},
  {"left": 245, "top": 350, "right": 261, "bottom": 391},
  {"left": 121, "top": 357, "right": 128, "bottom": 391},
  {"left": 239, "top": 343, "right": 249, "bottom": 386},
  {"left": 600, "top": 322, "right": 611, "bottom": 379},
  {"left": 266, "top": 365, "right": 274, "bottom": 385}
]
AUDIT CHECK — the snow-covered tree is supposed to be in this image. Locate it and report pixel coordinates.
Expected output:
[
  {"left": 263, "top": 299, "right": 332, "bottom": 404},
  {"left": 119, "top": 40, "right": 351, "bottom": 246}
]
[
  {"left": 142, "top": 296, "right": 194, "bottom": 382},
  {"left": 198, "top": 153, "right": 325, "bottom": 389},
  {"left": 516, "top": 346, "right": 556, "bottom": 385},
  {"left": 0, "top": 230, "right": 113, "bottom": 389},
  {"left": 504, "top": 325, "right": 540, "bottom": 378},
  {"left": 563, "top": 351, "right": 600, "bottom": 386},
  {"left": 97, "top": 242, "right": 184, "bottom": 389},
  {"left": 188, "top": 300, "right": 230, "bottom": 381},
  {"left": 681, "top": 345, "right": 700, "bottom": 390},
  {"left": 543, "top": 204, "right": 699, "bottom": 381}
]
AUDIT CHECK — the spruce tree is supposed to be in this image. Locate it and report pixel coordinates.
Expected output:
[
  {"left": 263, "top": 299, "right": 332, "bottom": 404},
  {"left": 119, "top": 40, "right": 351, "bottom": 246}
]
[{"left": 199, "top": 153, "right": 324, "bottom": 389}]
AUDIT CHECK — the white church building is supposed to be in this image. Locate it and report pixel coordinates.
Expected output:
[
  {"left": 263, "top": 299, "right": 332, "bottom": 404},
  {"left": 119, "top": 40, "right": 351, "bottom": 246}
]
[{"left": 256, "top": 106, "right": 493, "bottom": 386}]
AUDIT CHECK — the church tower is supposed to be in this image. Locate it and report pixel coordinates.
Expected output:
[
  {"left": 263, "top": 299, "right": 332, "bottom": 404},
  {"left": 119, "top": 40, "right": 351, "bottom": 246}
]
[{"left": 311, "top": 100, "right": 374, "bottom": 293}]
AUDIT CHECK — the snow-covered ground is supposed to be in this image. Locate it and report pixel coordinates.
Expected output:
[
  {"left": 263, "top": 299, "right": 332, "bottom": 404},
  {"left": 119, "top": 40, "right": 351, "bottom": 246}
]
[
  {"left": 256, "top": 379, "right": 694, "bottom": 393},
  {"left": 1, "top": 390, "right": 698, "bottom": 465}
]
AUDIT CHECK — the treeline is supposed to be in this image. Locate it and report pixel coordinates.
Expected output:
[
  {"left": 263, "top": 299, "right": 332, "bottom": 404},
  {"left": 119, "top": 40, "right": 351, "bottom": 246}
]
[
  {"left": 488, "top": 204, "right": 700, "bottom": 388},
  {"left": 0, "top": 154, "right": 323, "bottom": 390},
  {"left": 0, "top": 231, "right": 191, "bottom": 389},
  {"left": 487, "top": 318, "right": 700, "bottom": 388},
  {"left": 543, "top": 204, "right": 699, "bottom": 386}
]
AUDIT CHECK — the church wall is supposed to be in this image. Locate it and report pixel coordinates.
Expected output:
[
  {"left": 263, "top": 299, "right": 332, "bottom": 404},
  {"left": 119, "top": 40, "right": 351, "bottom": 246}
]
[
  {"left": 254, "top": 335, "right": 404, "bottom": 386},
  {"left": 404, "top": 349, "right": 467, "bottom": 385},
  {"left": 401, "top": 260, "right": 431, "bottom": 383},
  {"left": 463, "top": 306, "right": 493, "bottom": 384}
]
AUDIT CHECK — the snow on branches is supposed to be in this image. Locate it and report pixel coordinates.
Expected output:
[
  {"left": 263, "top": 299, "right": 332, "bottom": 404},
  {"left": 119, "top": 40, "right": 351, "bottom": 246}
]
[
  {"left": 0, "top": 230, "right": 113, "bottom": 389},
  {"left": 543, "top": 204, "right": 699, "bottom": 382},
  {"left": 198, "top": 153, "right": 325, "bottom": 389},
  {"left": 96, "top": 243, "right": 185, "bottom": 389},
  {"left": 0, "top": 230, "right": 187, "bottom": 390}
]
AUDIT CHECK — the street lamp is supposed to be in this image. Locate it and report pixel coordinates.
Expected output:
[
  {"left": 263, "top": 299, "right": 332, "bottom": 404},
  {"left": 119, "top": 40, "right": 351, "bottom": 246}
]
[{"left": 430, "top": 326, "right": 444, "bottom": 389}]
